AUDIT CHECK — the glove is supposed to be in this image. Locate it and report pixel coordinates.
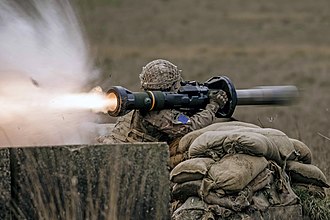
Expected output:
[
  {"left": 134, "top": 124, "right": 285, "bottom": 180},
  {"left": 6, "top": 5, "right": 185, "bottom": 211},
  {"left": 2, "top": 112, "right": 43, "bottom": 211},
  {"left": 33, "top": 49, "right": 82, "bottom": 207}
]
[{"left": 209, "top": 90, "right": 228, "bottom": 109}]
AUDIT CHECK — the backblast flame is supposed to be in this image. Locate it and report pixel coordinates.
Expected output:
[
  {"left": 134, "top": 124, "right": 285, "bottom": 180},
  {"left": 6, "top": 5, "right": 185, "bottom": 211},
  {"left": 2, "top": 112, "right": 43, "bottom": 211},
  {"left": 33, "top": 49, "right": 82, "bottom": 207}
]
[
  {"left": 106, "top": 92, "right": 118, "bottom": 112},
  {"left": 49, "top": 92, "right": 117, "bottom": 114}
]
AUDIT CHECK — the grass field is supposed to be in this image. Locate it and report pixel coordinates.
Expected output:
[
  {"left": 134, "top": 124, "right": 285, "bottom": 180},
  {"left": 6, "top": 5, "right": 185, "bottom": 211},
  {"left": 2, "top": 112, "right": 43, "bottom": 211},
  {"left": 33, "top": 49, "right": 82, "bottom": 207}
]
[{"left": 75, "top": 0, "right": 330, "bottom": 183}]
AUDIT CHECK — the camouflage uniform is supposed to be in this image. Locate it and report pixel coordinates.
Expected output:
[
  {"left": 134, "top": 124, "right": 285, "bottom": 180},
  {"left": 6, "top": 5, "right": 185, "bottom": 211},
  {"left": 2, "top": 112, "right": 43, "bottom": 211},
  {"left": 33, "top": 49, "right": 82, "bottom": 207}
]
[{"left": 100, "top": 59, "right": 226, "bottom": 145}]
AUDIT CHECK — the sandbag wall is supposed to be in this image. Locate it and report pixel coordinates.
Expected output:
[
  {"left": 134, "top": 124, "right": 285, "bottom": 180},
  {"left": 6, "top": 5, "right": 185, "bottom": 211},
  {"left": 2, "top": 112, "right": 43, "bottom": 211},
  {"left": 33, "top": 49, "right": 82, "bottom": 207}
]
[
  {"left": 169, "top": 121, "right": 329, "bottom": 219},
  {"left": 0, "top": 143, "right": 170, "bottom": 220}
]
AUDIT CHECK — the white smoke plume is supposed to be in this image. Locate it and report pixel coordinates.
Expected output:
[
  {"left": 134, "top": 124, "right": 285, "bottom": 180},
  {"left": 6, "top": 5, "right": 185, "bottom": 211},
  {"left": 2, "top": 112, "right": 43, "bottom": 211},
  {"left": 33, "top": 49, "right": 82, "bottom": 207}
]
[{"left": 0, "top": 0, "right": 102, "bottom": 146}]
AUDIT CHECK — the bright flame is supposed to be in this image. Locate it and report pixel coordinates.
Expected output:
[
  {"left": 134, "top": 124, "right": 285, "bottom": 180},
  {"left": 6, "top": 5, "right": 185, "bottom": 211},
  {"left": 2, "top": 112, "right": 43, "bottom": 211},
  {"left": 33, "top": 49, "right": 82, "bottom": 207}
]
[
  {"left": 106, "top": 92, "right": 118, "bottom": 112},
  {"left": 49, "top": 93, "right": 117, "bottom": 113}
]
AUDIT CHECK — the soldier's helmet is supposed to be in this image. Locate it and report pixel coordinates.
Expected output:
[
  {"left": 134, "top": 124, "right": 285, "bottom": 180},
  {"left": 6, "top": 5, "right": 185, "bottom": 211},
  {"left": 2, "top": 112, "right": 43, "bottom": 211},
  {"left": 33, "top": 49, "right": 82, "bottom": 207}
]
[{"left": 139, "top": 59, "right": 182, "bottom": 91}]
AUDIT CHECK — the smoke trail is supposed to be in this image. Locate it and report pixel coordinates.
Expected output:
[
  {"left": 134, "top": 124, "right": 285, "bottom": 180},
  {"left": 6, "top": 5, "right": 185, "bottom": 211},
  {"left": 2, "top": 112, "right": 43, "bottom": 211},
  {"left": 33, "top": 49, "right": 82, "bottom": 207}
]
[{"left": 0, "top": 0, "right": 102, "bottom": 146}]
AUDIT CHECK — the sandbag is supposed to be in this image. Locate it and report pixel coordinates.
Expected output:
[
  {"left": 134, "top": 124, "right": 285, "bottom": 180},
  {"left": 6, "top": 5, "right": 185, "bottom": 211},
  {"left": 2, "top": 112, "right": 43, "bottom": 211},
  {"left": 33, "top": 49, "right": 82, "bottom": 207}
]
[
  {"left": 244, "top": 168, "right": 274, "bottom": 197},
  {"left": 286, "top": 161, "right": 329, "bottom": 188},
  {"left": 267, "top": 161, "right": 300, "bottom": 206},
  {"left": 189, "top": 128, "right": 296, "bottom": 166},
  {"left": 230, "top": 168, "right": 274, "bottom": 212},
  {"left": 251, "top": 191, "right": 271, "bottom": 212},
  {"left": 189, "top": 131, "right": 281, "bottom": 163},
  {"left": 170, "top": 158, "right": 215, "bottom": 183},
  {"left": 169, "top": 137, "right": 182, "bottom": 157},
  {"left": 207, "top": 205, "right": 233, "bottom": 219},
  {"left": 204, "top": 154, "right": 268, "bottom": 193},
  {"left": 169, "top": 153, "right": 186, "bottom": 169},
  {"left": 172, "top": 180, "right": 202, "bottom": 202},
  {"left": 188, "top": 130, "right": 233, "bottom": 160},
  {"left": 204, "top": 168, "right": 274, "bottom": 213},
  {"left": 203, "top": 191, "right": 249, "bottom": 212},
  {"left": 172, "top": 197, "right": 214, "bottom": 220},
  {"left": 178, "top": 121, "right": 260, "bottom": 155},
  {"left": 238, "top": 127, "right": 296, "bottom": 161},
  {"left": 289, "top": 138, "right": 312, "bottom": 164}
]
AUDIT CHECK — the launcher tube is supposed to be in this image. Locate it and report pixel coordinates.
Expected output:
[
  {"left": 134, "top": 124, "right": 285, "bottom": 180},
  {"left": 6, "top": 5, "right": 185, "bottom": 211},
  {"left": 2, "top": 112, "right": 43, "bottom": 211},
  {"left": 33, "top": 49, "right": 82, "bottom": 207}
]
[
  {"left": 106, "top": 77, "right": 299, "bottom": 118},
  {"left": 236, "top": 86, "right": 299, "bottom": 105}
]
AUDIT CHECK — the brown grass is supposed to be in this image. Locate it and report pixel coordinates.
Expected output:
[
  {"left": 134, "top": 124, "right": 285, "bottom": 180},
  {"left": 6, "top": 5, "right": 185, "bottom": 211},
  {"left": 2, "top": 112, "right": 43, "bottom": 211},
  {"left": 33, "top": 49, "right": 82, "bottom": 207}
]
[{"left": 73, "top": 0, "right": 330, "bottom": 185}]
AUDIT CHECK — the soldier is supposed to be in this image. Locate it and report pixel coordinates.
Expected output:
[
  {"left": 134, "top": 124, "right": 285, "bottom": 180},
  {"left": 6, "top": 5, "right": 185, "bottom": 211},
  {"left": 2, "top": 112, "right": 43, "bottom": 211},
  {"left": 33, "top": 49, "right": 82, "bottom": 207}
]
[{"left": 99, "top": 59, "right": 228, "bottom": 145}]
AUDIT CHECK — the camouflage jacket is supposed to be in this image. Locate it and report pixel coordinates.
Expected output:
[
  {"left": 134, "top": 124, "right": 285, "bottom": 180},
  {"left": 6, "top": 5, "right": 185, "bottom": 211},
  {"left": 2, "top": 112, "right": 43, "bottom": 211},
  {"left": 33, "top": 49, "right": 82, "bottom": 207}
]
[{"left": 100, "top": 103, "right": 219, "bottom": 144}]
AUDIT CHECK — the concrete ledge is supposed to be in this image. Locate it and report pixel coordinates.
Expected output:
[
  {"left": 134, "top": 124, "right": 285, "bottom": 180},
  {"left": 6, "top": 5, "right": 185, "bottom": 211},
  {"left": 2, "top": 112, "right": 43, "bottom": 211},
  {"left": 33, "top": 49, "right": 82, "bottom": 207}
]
[
  {"left": 7, "top": 143, "right": 170, "bottom": 220},
  {"left": 0, "top": 148, "right": 10, "bottom": 220}
]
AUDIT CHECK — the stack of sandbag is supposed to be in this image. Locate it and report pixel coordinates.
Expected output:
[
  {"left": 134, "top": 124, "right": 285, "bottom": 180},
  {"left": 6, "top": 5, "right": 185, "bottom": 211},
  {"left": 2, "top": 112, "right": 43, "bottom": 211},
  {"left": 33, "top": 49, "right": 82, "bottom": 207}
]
[
  {"left": 169, "top": 122, "right": 261, "bottom": 168},
  {"left": 169, "top": 121, "right": 329, "bottom": 219},
  {"left": 286, "top": 138, "right": 329, "bottom": 199}
]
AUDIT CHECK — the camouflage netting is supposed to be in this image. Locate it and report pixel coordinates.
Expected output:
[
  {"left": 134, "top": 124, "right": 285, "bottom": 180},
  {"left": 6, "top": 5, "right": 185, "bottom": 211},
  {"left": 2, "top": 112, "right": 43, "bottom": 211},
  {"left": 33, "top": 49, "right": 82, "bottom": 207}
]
[{"left": 169, "top": 121, "right": 329, "bottom": 220}]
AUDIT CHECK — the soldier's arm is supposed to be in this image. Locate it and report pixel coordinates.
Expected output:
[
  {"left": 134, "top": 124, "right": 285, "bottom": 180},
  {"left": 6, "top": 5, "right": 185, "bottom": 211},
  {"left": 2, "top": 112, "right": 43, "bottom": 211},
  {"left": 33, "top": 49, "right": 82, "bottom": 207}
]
[
  {"left": 190, "top": 89, "right": 228, "bottom": 129},
  {"left": 143, "top": 110, "right": 192, "bottom": 137},
  {"left": 143, "top": 90, "right": 227, "bottom": 137},
  {"left": 143, "top": 104, "right": 219, "bottom": 138},
  {"left": 189, "top": 102, "right": 219, "bottom": 130}
]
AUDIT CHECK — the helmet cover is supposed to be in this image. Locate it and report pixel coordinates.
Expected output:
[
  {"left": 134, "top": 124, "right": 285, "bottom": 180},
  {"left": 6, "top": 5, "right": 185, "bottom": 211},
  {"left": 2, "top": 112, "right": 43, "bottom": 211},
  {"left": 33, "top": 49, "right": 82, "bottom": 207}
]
[{"left": 139, "top": 59, "right": 182, "bottom": 90}]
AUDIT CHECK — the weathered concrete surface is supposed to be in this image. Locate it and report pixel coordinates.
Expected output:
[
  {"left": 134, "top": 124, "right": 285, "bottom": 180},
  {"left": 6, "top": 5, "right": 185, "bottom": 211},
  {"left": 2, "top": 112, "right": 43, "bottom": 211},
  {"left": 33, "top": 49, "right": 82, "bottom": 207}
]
[
  {"left": 0, "top": 148, "right": 11, "bottom": 220},
  {"left": 9, "top": 143, "right": 170, "bottom": 220}
]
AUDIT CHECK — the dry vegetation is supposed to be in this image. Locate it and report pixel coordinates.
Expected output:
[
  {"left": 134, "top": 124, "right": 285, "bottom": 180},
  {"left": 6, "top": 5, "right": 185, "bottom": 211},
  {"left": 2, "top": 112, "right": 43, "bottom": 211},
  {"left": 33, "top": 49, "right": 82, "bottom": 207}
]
[{"left": 74, "top": 0, "right": 329, "bottom": 186}]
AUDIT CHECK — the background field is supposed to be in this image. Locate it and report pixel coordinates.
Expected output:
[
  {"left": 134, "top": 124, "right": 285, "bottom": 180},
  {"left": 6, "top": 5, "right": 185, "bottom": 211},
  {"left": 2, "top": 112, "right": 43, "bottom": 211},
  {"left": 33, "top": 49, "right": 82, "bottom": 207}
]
[{"left": 75, "top": 0, "right": 330, "bottom": 181}]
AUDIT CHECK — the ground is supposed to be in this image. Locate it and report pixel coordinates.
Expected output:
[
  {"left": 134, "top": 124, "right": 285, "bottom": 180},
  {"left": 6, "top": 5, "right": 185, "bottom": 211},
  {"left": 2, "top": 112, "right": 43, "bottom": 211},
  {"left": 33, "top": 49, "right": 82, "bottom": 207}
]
[{"left": 75, "top": 0, "right": 330, "bottom": 185}]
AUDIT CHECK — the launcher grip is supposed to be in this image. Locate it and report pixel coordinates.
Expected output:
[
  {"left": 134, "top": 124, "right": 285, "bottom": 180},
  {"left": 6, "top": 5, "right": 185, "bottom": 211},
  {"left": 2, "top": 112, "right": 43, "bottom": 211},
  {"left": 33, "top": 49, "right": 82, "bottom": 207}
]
[
  {"left": 204, "top": 76, "right": 237, "bottom": 117},
  {"left": 204, "top": 76, "right": 299, "bottom": 117}
]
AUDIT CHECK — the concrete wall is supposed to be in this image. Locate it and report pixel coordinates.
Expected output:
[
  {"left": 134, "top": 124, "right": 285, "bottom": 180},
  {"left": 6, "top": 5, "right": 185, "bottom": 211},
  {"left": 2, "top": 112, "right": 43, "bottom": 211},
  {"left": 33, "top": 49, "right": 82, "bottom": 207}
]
[
  {"left": 0, "top": 143, "right": 170, "bottom": 220},
  {"left": 0, "top": 149, "right": 10, "bottom": 220}
]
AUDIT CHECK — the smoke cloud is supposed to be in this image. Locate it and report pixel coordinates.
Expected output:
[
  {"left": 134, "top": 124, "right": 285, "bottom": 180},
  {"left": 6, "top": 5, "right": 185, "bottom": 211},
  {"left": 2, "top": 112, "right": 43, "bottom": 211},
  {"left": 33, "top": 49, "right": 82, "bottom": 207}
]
[{"left": 0, "top": 0, "right": 101, "bottom": 146}]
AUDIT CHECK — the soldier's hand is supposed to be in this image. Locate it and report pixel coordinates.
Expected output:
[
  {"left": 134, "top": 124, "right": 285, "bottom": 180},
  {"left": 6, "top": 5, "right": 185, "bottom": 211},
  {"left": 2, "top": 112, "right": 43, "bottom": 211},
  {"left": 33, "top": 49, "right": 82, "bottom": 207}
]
[{"left": 209, "top": 90, "right": 228, "bottom": 109}]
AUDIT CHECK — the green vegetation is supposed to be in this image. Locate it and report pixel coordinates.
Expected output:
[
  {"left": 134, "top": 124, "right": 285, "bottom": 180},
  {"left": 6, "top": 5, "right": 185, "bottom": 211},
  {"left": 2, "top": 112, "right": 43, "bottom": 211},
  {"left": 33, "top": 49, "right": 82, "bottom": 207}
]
[{"left": 293, "top": 187, "right": 330, "bottom": 220}]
